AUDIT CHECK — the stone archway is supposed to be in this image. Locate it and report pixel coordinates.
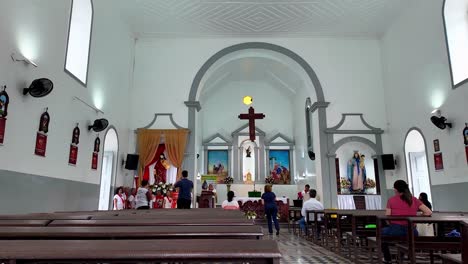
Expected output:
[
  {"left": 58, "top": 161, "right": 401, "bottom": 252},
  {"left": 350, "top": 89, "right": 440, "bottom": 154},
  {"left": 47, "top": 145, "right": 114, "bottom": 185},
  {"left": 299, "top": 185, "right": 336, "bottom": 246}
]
[{"left": 184, "top": 42, "right": 332, "bottom": 206}]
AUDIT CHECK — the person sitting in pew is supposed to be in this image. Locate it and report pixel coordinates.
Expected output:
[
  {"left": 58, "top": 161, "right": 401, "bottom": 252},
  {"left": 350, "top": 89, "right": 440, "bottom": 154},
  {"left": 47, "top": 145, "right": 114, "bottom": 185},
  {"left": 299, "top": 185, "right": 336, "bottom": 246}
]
[
  {"left": 418, "top": 192, "right": 432, "bottom": 210},
  {"left": 299, "top": 189, "right": 324, "bottom": 236},
  {"left": 382, "top": 180, "right": 432, "bottom": 263},
  {"left": 222, "top": 191, "right": 239, "bottom": 210}
]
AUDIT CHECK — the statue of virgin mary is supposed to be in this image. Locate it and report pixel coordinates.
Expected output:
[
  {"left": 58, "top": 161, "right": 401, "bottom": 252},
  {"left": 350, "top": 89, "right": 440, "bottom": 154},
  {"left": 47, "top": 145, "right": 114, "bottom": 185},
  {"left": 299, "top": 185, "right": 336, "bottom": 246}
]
[{"left": 347, "top": 151, "right": 366, "bottom": 193}]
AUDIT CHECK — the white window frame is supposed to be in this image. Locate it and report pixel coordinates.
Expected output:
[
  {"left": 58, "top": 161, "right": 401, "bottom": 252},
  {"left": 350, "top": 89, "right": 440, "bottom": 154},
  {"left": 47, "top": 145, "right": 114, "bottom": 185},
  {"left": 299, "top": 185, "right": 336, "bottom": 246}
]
[{"left": 64, "top": 0, "right": 94, "bottom": 86}]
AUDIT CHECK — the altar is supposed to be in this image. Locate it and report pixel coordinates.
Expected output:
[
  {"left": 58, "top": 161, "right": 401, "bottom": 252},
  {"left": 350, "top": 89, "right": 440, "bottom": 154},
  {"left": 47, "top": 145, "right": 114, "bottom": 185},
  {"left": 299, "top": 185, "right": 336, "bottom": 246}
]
[
  {"left": 337, "top": 195, "right": 382, "bottom": 210},
  {"left": 235, "top": 197, "right": 289, "bottom": 222}
]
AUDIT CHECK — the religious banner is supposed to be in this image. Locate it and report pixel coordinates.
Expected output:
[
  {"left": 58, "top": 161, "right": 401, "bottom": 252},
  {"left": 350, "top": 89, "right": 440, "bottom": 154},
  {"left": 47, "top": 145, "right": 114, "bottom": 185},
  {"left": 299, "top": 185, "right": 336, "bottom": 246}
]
[
  {"left": 68, "top": 124, "right": 80, "bottom": 166},
  {"left": 464, "top": 123, "right": 468, "bottom": 164},
  {"left": 34, "top": 109, "right": 50, "bottom": 157},
  {"left": 268, "top": 150, "right": 291, "bottom": 184},
  {"left": 91, "top": 135, "right": 100, "bottom": 170},
  {"left": 434, "top": 153, "right": 444, "bottom": 171},
  {"left": 0, "top": 86, "right": 10, "bottom": 145}
]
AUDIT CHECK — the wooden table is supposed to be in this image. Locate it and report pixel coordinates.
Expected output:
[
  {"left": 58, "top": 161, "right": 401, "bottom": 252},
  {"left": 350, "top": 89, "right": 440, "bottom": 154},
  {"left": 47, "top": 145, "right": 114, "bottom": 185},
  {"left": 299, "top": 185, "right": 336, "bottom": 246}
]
[
  {"left": 0, "top": 239, "right": 281, "bottom": 263},
  {"left": 0, "top": 225, "right": 264, "bottom": 240},
  {"left": 49, "top": 218, "right": 254, "bottom": 226}
]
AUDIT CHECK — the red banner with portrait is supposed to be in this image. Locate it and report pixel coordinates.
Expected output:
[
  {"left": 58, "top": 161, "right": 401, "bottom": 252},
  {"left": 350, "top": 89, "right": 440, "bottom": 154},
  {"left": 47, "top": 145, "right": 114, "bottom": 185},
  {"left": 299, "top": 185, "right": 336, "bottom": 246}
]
[
  {"left": 0, "top": 117, "right": 6, "bottom": 144},
  {"left": 91, "top": 152, "right": 98, "bottom": 170},
  {"left": 35, "top": 133, "right": 47, "bottom": 157},
  {"left": 69, "top": 145, "right": 78, "bottom": 165}
]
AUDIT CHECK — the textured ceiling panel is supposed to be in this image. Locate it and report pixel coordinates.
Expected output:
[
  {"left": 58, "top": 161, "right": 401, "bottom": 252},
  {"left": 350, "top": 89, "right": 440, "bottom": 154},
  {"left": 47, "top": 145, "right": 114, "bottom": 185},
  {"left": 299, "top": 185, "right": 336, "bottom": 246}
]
[{"left": 115, "top": 0, "right": 408, "bottom": 38}]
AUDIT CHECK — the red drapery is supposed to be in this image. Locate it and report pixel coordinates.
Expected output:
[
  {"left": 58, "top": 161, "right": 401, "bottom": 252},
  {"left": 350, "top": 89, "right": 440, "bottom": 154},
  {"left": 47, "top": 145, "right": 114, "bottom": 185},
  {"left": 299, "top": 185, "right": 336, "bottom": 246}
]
[{"left": 143, "top": 144, "right": 166, "bottom": 181}]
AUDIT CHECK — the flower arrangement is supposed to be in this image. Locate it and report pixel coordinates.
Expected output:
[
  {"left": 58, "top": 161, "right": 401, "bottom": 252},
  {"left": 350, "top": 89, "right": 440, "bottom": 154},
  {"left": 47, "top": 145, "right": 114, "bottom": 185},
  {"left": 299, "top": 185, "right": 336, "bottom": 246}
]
[
  {"left": 265, "top": 176, "right": 275, "bottom": 184},
  {"left": 150, "top": 182, "right": 173, "bottom": 195},
  {"left": 340, "top": 177, "right": 351, "bottom": 189},
  {"left": 245, "top": 211, "right": 257, "bottom": 219},
  {"left": 223, "top": 176, "right": 234, "bottom": 185},
  {"left": 365, "top": 178, "right": 376, "bottom": 189}
]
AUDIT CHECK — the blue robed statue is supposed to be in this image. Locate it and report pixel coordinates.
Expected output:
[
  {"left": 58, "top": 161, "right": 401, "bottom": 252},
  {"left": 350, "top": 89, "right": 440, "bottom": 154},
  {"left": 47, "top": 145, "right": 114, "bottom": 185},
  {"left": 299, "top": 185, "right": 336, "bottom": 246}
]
[{"left": 347, "top": 151, "right": 367, "bottom": 193}]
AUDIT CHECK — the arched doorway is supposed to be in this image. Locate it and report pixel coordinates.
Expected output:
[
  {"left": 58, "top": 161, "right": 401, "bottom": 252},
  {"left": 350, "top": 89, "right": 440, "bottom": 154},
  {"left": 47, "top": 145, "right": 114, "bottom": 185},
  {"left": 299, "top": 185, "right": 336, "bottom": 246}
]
[
  {"left": 98, "top": 127, "right": 119, "bottom": 210},
  {"left": 185, "top": 42, "right": 335, "bottom": 207},
  {"left": 404, "top": 128, "right": 432, "bottom": 205}
]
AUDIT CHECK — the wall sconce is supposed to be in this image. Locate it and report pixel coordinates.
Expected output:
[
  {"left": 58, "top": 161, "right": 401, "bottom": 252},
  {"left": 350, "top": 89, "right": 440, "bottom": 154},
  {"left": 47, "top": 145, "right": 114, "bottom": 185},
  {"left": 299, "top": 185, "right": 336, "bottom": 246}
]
[
  {"left": 11, "top": 52, "right": 37, "bottom": 67},
  {"left": 430, "top": 109, "right": 452, "bottom": 130},
  {"left": 196, "top": 172, "right": 201, "bottom": 180}
]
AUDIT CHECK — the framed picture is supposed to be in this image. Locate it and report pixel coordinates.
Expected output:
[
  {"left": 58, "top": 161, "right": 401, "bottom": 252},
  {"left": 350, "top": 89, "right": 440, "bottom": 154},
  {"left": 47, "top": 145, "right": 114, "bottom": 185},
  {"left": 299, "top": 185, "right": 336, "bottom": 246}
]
[
  {"left": 434, "top": 153, "right": 444, "bottom": 171},
  {"left": 207, "top": 150, "right": 229, "bottom": 177},
  {"left": 268, "top": 149, "right": 291, "bottom": 184},
  {"left": 433, "top": 139, "right": 440, "bottom": 152}
]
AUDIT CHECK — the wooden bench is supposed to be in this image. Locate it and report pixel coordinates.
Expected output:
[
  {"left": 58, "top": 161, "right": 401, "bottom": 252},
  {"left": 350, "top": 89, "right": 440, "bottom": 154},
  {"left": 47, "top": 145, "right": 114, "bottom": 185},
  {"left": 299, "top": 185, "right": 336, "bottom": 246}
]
[
  {"left": 49, "top": 218, "right": 254, "bottom": 226},
  {"left": 0, "top": 225, "right": 263, "bottom": 240},
  {"left": 0, "top": 220, "right": 51, "bottom": 226},
  {"left": 0, "top": 239, "right": 281, "bottom": 263},
  {"left": 440, "top": 253, "right": 462, "bottom": 264}
]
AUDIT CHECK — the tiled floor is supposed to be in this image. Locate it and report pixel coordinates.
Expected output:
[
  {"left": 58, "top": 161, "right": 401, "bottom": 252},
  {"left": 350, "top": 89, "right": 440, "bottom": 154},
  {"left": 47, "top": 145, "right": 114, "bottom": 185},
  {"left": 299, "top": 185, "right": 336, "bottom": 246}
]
[{"left": 263, "top": 227, "right": 353, "bottom": 264}]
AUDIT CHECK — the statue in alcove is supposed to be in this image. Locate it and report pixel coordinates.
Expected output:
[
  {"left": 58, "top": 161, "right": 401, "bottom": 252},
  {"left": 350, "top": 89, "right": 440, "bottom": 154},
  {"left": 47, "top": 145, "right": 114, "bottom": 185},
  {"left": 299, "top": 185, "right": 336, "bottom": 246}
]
[
  {"left": 347, "top": 151, "right": 367, "bottom": 193},
  {"left": 246, "top": 146, "right": 252, "bottom": 158}
]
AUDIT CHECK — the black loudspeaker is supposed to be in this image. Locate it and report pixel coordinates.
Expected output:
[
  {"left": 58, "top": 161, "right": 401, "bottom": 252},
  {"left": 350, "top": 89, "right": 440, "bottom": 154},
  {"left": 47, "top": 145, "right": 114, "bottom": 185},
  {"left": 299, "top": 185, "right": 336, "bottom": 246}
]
[
  {"left": 381, "top": 154, "right": 395, "bottom": 170},
  {"left": 308, "top": 150, "right": 315, "bottom": 161},
  {"left": 125, "top": 154, "right": 139, "bottom": 170}
]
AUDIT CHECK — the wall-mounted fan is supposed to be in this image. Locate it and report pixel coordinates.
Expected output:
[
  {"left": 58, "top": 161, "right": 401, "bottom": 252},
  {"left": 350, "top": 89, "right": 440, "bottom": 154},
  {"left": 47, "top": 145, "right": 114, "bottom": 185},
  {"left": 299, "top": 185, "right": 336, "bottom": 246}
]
[
  {"left": 430, "top": 115, "right": 452, "bottom": 130},
  {"left": 23, "top": 78, "right": 53, "bottom": 97},
  {"left": 88, "top": 119, "right": 109, "bottom": 132}
]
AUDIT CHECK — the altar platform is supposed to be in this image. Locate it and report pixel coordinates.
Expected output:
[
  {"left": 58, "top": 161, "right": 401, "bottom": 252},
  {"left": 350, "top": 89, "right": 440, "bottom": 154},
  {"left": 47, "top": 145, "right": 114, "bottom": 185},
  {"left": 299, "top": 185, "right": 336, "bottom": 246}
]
[{"left": 337, "top": 195, "right": 382, "bottom": 210}]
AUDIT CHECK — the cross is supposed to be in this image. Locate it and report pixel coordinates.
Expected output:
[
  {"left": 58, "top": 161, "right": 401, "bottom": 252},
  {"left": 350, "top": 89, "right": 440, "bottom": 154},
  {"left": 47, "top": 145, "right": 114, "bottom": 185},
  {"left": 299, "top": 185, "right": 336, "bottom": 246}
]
[{"left": 238, "top": 106, "right": 265, "bottom": 142}]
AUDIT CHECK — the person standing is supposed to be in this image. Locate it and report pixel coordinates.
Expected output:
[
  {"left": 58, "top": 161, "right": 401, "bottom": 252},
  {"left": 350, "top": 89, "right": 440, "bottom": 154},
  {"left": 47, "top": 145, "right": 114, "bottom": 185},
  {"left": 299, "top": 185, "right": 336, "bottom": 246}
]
[
  {"left": 135, "top": 180, "right": 152, "bottom": 210},
  {"left": 174, "top": 170, "right": 193, "bottom": 209},
  {"left": 300, "top": 184, "right": 311, "bottom": 201},
  {"left": 261, "top": 184, "right": 280, "bottom": 235},
  {"left": 113, "top": 187, "right": 125, "bottom": 210}
]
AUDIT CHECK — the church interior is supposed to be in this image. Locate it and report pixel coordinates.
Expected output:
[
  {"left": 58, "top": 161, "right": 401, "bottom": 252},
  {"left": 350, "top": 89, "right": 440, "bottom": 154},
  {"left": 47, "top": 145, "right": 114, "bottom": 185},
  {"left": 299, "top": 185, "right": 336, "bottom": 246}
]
[{"left": 0, "top": 0, "right": 467, "bottom": 263}]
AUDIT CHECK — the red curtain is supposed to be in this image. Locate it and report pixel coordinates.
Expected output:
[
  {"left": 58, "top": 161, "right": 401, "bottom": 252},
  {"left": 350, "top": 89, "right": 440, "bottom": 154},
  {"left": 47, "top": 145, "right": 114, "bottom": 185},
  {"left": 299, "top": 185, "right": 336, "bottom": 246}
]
[{"left": 143, "top": 144, "right": 166, "bottom": 181}]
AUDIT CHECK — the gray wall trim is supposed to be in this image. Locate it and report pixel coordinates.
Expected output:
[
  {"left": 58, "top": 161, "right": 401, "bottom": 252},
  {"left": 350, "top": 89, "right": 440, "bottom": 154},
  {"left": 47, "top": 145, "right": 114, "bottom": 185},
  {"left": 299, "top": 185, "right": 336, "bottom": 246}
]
[
  {"left": 265, "top": 133, "right": 294, "bottom": 145},
  {"left": 203, "top": 133, "right": 232, "bottom": 145},
  {"left": 310, "top": 101, "right": 330, "bottom": 113},
  {"left": 328, "top": 136, "right": 378, "bottom": 155},
  {"left": 403, "top": 127, "right": 433, "bottom": 201},
  {"left": 231, "top": 123, "right": 266, "bottom": 137},
  {"left": 431, "top": 182, "right": 468, "bottom": 211},
  {"left": 327, "top": 113, "right": 384, "bottom": 134},
  {"left": 184, "top": 101, "right": 202, "bottom": 112},
  {"left": 0, "top": 169, "right": 99, "bottom": 214},
  {"left": 138, "top": 113, "right": 186, "bottom": 130}
]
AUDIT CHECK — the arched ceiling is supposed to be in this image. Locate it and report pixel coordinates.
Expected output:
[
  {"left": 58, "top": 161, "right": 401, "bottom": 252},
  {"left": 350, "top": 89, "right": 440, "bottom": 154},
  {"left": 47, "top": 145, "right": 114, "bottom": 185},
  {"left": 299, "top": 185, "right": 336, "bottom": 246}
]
[{"left": 113, "top": 0, "right": 408, "bottom": 38}]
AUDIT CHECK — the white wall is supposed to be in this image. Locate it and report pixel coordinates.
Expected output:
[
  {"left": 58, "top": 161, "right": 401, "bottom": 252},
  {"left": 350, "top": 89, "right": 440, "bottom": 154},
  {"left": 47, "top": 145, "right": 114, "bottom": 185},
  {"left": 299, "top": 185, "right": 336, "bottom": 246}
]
[
  {"left": 380, "top": 0, "right": 468, "bottom": 188},
  {"left": 0, "top": 0, "right": 133, "bottom": 187},
  {"left": 131, "top": 37, "right": 387, "bottom": 132}
]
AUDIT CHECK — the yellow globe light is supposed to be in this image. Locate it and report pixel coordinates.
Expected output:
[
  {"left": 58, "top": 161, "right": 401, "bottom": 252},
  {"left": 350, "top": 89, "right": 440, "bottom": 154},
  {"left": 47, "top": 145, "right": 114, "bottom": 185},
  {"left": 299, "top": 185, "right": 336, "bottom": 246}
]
[{"left": 243, "top": 96, "right": 253, "bottom": 105}]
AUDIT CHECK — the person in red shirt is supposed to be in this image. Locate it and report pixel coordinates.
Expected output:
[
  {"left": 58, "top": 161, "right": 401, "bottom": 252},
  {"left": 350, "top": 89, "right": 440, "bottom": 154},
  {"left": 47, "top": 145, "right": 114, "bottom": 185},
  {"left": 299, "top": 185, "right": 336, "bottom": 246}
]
[{"left": 382, "top": 180, "right": 432, "bottom": 263}]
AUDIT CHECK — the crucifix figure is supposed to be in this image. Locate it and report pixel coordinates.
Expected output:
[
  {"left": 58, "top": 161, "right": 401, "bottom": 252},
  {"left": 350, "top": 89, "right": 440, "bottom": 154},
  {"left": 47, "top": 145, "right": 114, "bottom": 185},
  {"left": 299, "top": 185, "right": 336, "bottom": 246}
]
[{"left": 238, "top": 106, "right": 265, "bottom": 142}]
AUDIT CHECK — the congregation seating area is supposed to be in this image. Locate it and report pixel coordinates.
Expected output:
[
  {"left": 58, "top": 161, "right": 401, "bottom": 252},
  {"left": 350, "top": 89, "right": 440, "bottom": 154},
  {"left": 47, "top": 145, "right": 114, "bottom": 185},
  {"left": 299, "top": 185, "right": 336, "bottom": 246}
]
[
  {"left": 0, "top": 208, "right": 281, "bottom": 263},
  {"left": 292, "top": 208, "right": 468, "bottom": 264}
]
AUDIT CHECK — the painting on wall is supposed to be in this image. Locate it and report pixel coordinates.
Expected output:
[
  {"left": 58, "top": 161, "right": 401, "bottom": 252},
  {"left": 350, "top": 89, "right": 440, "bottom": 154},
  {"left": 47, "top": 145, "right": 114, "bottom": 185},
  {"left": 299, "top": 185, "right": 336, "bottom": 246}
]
[
  {"left": 434, "top": 153, "right": 444, "bottom": 171},
  {"left": 433, "top": 139, "right": 440, "bottom": 152},
  {"left": 207, "top": 150, "right": 229, "bottom": 177},
  {"left": 268, "top": 150, "right": 291, "bottom": 184},
  {"left": 68, "top": 124, "right": 80, "bottom": 166}
]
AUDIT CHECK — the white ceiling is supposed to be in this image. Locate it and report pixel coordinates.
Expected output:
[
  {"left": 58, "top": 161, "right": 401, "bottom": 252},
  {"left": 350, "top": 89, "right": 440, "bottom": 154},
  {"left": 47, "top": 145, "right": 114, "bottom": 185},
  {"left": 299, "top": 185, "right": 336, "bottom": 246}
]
[{"left": 114, "top": 0, "right": 408, "bottom": 38}]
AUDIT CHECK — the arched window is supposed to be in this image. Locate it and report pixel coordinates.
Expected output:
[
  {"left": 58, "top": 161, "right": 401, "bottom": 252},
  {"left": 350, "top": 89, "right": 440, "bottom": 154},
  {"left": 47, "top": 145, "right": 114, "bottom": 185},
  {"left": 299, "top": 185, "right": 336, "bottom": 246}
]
[
  {"left": 65, "top": 0, "right": 93, "bottom": 86},
  {"left": 443, "top": 0, "right": 468, "bottom": 88}
]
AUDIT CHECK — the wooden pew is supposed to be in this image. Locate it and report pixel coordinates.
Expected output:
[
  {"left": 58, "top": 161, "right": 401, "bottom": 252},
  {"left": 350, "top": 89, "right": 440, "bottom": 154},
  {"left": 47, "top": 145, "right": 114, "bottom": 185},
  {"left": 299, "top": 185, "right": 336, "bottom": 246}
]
[
  {"left": 0, "top": 213, "right": 92, "bottom": 220},
  {"left": 440, "top": 220, "right": 468, "bottom": 264},
  {"left": 377, "top": 215, "right": 468, "bottom": 264},
  {"left": 49, "top": 217, "right": 254, "bottom": 226},
  {"left": 0, "top": 225, "right": 263, "bottom": 240},
  {"left": 0, "top": 220, "right": 51, "bottom": 226},
  {"left": 0, "top": 239, "right": 281, "bottom": 263}
]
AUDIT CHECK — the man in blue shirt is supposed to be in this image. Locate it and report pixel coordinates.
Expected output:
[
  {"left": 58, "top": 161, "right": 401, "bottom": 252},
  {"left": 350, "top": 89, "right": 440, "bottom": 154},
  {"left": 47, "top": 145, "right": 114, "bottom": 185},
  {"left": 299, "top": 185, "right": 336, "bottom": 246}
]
[{"left": 174, "top": 170, "right": 193, "bottom": 209}]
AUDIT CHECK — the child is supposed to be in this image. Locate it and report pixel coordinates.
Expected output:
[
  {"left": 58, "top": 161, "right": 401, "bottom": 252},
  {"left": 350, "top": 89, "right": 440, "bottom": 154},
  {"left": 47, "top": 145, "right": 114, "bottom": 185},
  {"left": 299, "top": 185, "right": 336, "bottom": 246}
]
[{"left": 164, "top": 190, "right": 173, "bottom": 209}]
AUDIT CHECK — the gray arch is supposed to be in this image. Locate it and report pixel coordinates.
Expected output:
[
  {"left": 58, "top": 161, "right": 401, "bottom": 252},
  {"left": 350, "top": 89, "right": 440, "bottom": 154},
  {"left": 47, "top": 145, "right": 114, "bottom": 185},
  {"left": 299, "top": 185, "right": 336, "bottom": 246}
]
[
  {"left": 184, "top": 42, "right": 331, "bottom": 207},
  {"left": 188, "top": 42, "right": 325, "bottom": 102},
  {"left": 403, "top": 127, "right": 433, "bottom": 206},
  {"left": 329, "top": 136, "right": 378, "bottom": 155},
  {"left": 97, "top": 125, "right": 119, "bottom": 209}
]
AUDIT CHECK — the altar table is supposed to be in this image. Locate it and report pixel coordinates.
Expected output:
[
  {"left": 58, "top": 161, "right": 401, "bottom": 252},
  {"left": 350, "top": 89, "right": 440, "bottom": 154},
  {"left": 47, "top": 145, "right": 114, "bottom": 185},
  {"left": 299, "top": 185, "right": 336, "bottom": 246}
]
[{"left": 235, "top": 197, "right": 289, "bottom": 222}]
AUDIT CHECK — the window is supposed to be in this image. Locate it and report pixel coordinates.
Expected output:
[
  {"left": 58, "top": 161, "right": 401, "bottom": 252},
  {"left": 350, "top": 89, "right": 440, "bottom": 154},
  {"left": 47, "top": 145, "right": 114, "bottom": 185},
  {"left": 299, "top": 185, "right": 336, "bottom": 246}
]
[
  {"left": 65, "top": 0, "right": 93, "bottom": 86},
  {"left": 443, "top": 0, "right": 468, "bottom": 88}
]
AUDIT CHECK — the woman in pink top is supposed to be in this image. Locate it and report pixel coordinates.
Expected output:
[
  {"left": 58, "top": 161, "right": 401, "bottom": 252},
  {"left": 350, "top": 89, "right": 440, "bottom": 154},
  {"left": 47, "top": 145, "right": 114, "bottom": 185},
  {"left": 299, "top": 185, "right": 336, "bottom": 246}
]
[{"left": 382, "top": 180, "right": 432, "bottom": 263}]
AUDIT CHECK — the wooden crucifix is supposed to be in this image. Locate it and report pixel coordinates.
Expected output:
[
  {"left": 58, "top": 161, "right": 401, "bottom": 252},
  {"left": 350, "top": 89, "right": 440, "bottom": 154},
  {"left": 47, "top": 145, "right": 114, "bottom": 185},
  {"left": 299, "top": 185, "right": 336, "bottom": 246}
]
[{"left": 238, "top": 106, "right": 265, "bottom": 142}]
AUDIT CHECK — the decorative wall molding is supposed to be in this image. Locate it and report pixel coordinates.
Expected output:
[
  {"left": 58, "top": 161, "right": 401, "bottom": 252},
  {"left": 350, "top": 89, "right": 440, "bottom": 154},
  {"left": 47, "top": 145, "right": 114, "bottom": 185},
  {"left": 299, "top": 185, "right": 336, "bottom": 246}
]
[
  {"left": 138, "top": 113, "right": 187, "bottom": 130},
  {"left": 184, "top": 101, "right": 201, "bottom": 112},
  {"left": 265, "top": 133, "right": 295, "bottom": 147},
  {"left": 326, "top": 113, "right": 384, "bottom": 134},
  {"left": 231, "top": 123, "right": 266, "bottom": 137},
  {"left": 202, "top": 133, "right": 232, "bottom": 146},
  {"left": 309, "top": 101, "right": 330, "bottom": 113}
]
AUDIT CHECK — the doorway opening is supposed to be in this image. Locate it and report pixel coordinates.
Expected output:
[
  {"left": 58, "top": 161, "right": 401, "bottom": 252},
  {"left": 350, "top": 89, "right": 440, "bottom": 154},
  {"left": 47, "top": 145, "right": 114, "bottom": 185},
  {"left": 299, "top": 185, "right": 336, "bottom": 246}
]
[
  {"left": 98, "top": 127, "right": 118, "bottom": 210},
  {"left": 404, "top": 129, "right": 432, "bottom": 206}
]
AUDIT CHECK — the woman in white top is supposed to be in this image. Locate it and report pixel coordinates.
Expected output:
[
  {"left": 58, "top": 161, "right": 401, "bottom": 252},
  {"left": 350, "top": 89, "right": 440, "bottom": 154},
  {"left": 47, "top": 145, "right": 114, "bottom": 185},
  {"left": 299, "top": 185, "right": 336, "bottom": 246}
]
[
  {"left": 163, "top": 190, "right": 174, "bottom": 209},
  {"left": 113, "top": 187, "right": 125, "bottom": 210},
  {"left": 222, "top": 191, "right": 239, "bottom": 210},
  {"left": 135, "top": 180, "right": 152, "bottom": 210}
]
